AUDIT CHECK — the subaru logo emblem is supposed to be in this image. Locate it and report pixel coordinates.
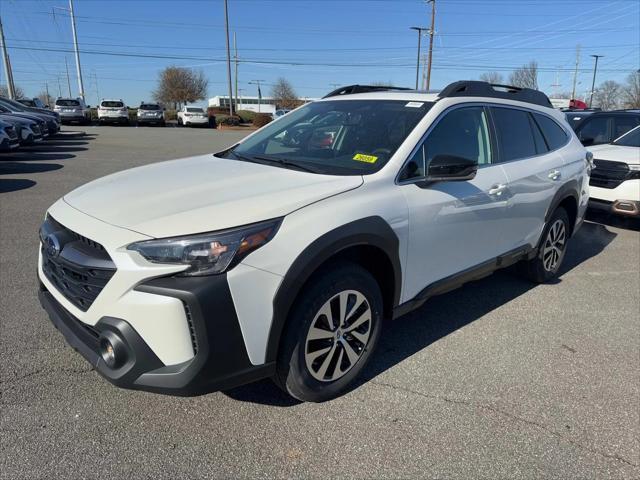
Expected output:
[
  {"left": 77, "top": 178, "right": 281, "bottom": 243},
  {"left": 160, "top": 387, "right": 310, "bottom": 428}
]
[{"left": 45, "top": 233, "right": 61, "bottom": 258}]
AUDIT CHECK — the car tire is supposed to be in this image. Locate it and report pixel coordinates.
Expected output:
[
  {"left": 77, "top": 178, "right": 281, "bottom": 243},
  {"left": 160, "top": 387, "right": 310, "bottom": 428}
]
[
  {"left": 274, "top": 262, "right": 383, "bottom": 402},
  {"left": 521, "top": 207, "right": 570, "bottom": 283}
]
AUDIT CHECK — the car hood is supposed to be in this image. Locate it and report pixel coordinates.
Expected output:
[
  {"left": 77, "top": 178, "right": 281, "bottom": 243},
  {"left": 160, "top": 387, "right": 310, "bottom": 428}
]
[
  {"left": 588, "top": 144, "right": 640, "bottom": 164},
  {"left": 63, "top": 154, "right": 363, "bottom": 238}
]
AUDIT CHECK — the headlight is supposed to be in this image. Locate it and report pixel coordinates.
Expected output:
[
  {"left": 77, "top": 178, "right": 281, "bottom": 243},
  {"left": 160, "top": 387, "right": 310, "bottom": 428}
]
[{"left": 127, "top": 219, "right": 281, "bottom": 276}]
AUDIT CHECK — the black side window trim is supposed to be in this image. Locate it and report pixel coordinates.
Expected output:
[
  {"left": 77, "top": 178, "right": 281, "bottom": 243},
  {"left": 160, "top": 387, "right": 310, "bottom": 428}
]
[{"left": 487, "top": 105, "right": 571, "bottom": 164}]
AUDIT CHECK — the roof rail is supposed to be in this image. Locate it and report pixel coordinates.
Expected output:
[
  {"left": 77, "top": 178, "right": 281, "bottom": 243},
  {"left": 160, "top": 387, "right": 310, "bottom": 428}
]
[
  {"left": 438, "top": 81, "right": 552, "bottom": 108},
  {"left": 323, "top": 84, "right": 412, "bottom": 99}
]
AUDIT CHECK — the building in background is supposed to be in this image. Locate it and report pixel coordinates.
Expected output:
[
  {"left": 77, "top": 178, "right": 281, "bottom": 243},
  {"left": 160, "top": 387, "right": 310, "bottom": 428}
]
[{"left": 209, "top": 95, "right": 277, "bottom": 114}]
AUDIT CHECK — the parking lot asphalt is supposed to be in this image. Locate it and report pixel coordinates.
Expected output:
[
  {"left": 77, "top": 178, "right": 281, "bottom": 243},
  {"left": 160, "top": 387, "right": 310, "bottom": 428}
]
[{"left": 1, "top": 126, "right": 639, "bottom": 479}]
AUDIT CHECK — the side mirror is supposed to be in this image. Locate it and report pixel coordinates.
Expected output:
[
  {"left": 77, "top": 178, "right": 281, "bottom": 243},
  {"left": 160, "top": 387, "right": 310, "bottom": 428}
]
[{"left": 426, "top": 154, "right": 478, "bottom": 182}]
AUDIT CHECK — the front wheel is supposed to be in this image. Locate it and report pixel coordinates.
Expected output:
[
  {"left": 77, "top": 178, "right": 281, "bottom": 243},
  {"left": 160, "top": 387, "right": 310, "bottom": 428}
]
[
  {"left": 275, "top": 263, "right": 383, "bottom": 402},
  {"left": 521, "top": 207, "right": 570, "bottom": 283}
]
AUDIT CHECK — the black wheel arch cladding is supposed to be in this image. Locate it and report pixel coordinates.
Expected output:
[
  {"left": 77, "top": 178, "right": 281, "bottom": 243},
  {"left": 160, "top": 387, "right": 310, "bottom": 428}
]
[{"left": 266, "top": 216, "right": 401, "bottom": 363}]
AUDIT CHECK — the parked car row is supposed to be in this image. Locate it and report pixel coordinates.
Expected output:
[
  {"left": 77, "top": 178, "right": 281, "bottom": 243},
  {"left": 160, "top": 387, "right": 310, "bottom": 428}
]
[{"left": 0, "top": 96, "right": 61, "bottom": 152}]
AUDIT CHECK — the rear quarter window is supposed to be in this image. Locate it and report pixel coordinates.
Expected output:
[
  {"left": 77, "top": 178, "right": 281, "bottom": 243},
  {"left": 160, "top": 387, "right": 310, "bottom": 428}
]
[{"left": 533, "top": 113, "right": 569, "bottom": 150}]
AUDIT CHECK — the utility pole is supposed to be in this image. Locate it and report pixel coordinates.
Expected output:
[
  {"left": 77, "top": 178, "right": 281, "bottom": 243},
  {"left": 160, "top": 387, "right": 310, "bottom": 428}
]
[
  {"left": 57, "top": 76, "right": 62, "bottom": 97},
  {"left": 45, "top": 82, "right": 51, "bottom": 106},
  {"left": 249, "top": 80, "right": 265, "bottom": 112},
  {"left": 234, "top": 32, "right": 239, "bottom": 113},
  {"left": 0, "top": 16, "right": 16, "bottom": 99},
  {"left": 223, "top": 0, "right": 234, "bottom": 116},
  {"left": 410, "top": 27, "right": 427, "bottom": 90},
  {"left": 65, "top": 57, "right": 72, "bottom": 97},
  {"left": 571, "top": 45, "right": 580, "bottom": 100},
  {"left": 93, "top": 71, "right": 100, "bottom": 106},
  {"left": 425, "top": 0, "right": 436, "bottom": 90},
  {"left": 589, "top": 54, "right": 603, "bottom": 108},
  {"left": 68, "top": 0, "right": 85, "bottom": 100}
]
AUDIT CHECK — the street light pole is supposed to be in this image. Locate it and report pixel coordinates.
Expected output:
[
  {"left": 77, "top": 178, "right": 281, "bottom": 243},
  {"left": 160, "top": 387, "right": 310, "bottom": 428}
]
[
  {"left": 589, "top": 54, "right": 603, "bottom": 108},
  {"left": 0, "top": 16, "right": 16, "bottom": 99},
  {"left": 68, "top": 0, "right": 85, "bottom": 100},
  {"left": 249, "top": 80, "right": 265, "bottom": 113},
  {"left": 410, "top": 27, "right": 427, "bottom": 90},
  {"left": 223, "top": 0, "right": 234, "bottom": 116}
]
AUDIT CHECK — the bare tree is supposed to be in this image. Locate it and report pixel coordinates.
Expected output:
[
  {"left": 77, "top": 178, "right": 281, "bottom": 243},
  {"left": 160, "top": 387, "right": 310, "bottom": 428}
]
[
  {"left": 479, "top": 72, "right": 503, "bottom": 84},
  {"left": 509, "top": 61, "right": 538, "bottom": 89},
  {"left": 271, "top": 77, "right": 299, "bottom": 109},
  {"left": 622, "top": 71, "right": 640, "bottom": 109},
  {"left": 37, "top": 91, "right": 54, "bottom": 107},
  {"left": 153, "top": 66, "right": 208, "bottom": 108},
  {"left": 593, "top": 80, "right": 622, "bottom": 110},
  {"left": 0, "top": 84, "right": 25, "bottom": 99}
]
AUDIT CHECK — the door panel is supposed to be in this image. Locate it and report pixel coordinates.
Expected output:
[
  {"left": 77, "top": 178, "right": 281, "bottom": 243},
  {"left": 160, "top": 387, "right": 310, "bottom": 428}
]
[{"left": 398, "top": 105, "right": 510, "bottom": 303}]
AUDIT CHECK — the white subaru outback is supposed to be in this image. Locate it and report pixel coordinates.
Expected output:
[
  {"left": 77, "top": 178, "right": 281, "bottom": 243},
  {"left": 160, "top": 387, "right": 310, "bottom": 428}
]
[{"left": 38, "top": 81, "right": 590, "bottom": 402}]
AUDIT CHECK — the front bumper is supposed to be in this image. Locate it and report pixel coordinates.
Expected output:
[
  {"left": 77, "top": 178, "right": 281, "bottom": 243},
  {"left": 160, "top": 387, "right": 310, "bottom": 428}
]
[
  {"left": 589, "top": 180, "right": 640, "bottom": 217},
  {"left": 0, "top": 136, "right": 20, "bottom": 151},
  {"left": 38, "top": 274, "right": 274, "bottom": 396}
]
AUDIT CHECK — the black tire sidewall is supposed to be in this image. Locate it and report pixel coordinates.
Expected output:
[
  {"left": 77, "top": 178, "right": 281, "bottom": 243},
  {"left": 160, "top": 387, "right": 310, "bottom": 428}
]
[{"left": 277, "top": 263, "right": 383, "bottom": 402}]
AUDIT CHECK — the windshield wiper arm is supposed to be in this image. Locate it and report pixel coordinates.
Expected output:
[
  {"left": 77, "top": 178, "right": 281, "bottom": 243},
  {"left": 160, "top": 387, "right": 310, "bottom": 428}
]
[{"left": 251, "top": 155, "right": 320, "bottom": 173}]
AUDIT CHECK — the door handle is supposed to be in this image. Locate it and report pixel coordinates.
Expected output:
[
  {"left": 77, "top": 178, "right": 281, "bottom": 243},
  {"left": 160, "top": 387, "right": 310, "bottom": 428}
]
[
  {"left": 548, "top": 169, "right": 561, "bottom": 181},
  {"left": 488, "top": 183, "right": 507, "bottom": 196}
]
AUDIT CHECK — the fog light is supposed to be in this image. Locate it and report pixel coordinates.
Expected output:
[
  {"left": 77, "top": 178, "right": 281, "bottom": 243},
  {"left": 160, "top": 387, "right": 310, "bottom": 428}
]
[{"left": 99, "top": 333, "right": 127, "bottom": 369}]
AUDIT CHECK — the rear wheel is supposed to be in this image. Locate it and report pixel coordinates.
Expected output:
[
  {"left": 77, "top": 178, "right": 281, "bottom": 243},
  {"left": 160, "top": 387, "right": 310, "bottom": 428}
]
[
  {"left": 275, "top": 262, "right": 383, "bottom": 402},
  {"left": 521, "top": 207, "right": 570, "bottom": 283}
]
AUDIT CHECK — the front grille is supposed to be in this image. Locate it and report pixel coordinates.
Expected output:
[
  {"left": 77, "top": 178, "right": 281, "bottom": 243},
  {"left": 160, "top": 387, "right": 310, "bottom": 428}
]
[
  {"left": 40, "top": 216, "right": 116, "bottom": 311},
  {"left": 590, "top": 159, "right": 632, "bottom": 189},
  {"left": 4, "top": 126, "right": 17, "bottom": 140}
]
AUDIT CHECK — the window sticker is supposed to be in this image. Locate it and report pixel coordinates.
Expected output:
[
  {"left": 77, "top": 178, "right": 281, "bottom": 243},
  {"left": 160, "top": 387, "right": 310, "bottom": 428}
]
[
  {"left": 405, "top": 102, "right": 424, "bottom": 108},
  {"left": 353, "top": 153, "right": 378, "bottom": 163}
]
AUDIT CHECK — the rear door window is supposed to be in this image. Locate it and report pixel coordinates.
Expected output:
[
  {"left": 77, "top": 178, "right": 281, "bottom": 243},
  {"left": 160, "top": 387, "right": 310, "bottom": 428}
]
[
  {"left": 613, "top": 116, "right": 640, "bottom": 140},
  {"left": 533, "top": 113, "right": 568, "bottom": 150},
  {"left": 576, "top": 116, "right": 610, "bottom": 144},
  {"left": 490, "top": 107, "right": 538, "bottom": 162}
]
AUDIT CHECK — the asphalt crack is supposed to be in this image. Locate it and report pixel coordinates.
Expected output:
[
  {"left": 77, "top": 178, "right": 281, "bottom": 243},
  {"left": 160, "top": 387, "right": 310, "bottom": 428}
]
[{"left": 371, "top": 380, "right": 638, "bottom": 468}]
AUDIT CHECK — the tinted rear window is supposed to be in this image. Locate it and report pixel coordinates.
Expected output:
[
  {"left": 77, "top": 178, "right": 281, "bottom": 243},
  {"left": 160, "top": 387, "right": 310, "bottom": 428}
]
[
  {"left": 18, "top": 99, "right": 36, "bottom": 107},
  {"left": 613, "top": 116, "right": 640, "bottom": 139},
  {"left": 186, "top": 107, "right": 204, "bottom": 113},
  {"left": 491, "top": 107, "right": 538, "bottom": 162},
  {"left": 140, "top": 104, "right": 160, "bottom": 110},
  {"left": 613, "top": 126, "right": 640, "bottom": 147},
  {"left": 534, "top": 113, "right": 568, "bottom": 150},
  {"left": 576, "top": 116, "right": 609, "bottom": 144},
  {"left": 56, "top": 99, "right": 80, "bottom": 107},
  {"left": 101, "top": 101, "right": 124, "bottom": 108}
]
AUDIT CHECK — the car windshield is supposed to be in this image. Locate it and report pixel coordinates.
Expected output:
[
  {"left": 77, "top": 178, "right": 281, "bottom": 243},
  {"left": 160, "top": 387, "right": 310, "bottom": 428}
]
[
  {"left": 18, "top": 99, "right": 36, "bottom": 107},
  {"left": 227, "top": 99, "right": 433, "bottom": 175},
  {"left": 612, "top": 126, "right": 640, "bottom": 147},
  {"left": 56, "top": 99, "right": 80, "bottom": 107},
  {"left": 102, "top": 101, "right": 123, "bottom": 108},
  {"left": 187, "top": 107, "right": 204, "bottom": 113},
  {"left": 140, "top": 104, "right": 160, "bottom": 110}
]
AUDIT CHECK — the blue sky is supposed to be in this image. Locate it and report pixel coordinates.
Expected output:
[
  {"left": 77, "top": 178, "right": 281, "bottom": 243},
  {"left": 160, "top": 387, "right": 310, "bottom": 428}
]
[{"left": 1, "top": 0, "right": 639, "bottom": 106}]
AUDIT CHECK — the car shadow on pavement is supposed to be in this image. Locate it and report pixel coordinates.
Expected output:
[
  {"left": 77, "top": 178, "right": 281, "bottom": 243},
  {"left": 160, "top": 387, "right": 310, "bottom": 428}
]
[
  {"left": 586, "top": 209, "right": 639, "bottom": 232},
  {"left": 223, "top": 221, "right": 617, "bottom": 406},
  {"left": 0, "top": 152, "right": 75, "bottom": 162},
  {"left": 0, "top": 162, "right": 63, "bottom": 175},
  {"left": 0, "top": 178, "right": 36, "bottom": 193}
]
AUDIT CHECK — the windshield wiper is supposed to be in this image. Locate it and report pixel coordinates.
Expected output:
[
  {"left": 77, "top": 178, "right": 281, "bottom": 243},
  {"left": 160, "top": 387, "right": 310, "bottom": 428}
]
[{"left": 251, "top": 155, "right": 321, "bottom": 174}]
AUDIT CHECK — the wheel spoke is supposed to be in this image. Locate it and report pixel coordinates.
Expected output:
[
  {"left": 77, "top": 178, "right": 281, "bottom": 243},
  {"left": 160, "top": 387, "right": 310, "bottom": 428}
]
[
  {"left": 341, "top": 339, "right": 360, "bottom": 366},
  {"left": 344, "top": 311, "right": 371, "bottom": 333},
  {"left": 329, "top": 346, "right": 345, "bottom": 381},
  {"left": 307, "top": 326, "right": 334, "bottom": 341},
  {"left": 350, "top": 329, "right": 370, "bottom": 345},
  {"left": 317, "top": 302, "right": 335, "bottom": 330},
  {"left": 339, "top": 292, "right": 350, "bottom": 326},
  {"left": 316, "top": 344, "right": 337, "bottom": 379},
  {"left": 307, "top": 345, "right": 332, "bottom": 363}
]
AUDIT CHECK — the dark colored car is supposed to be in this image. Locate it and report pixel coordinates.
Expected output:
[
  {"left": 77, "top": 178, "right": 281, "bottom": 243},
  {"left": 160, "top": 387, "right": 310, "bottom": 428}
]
[
  {"left": 563, "top": 110, "right": 597, "bottom": 130},
  {"left": 0, "top": 114, "right": 44, "bottom": 145},
  {"left": 575, "top": 110, "right": 640, "bottom": 146},
  {"left": 17, "top": 97, "right": 48, "bottom": 109},
  {"left": 0, "top": 118, "right": 20, "bottom": 152},
  {"left": 0, "top": 96, "right": 60, "bottom": 134},
  {"left": 0, "top": 104, "right": 49, "bottom": 140}
]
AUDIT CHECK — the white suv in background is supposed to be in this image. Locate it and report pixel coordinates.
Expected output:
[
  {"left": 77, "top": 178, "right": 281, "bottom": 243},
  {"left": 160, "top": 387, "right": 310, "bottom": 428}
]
[
  {"left": 177, "top": 105, "right": 208, "bottom": 126},
  {"left": 588, "top": 125, "right": 640, "bottom": 217},
  {"left": 98, "top": 99, "right": 129, "bottom": 125},
  {"left": 38, "top": 81, "right": 590, "bottom": 402}
]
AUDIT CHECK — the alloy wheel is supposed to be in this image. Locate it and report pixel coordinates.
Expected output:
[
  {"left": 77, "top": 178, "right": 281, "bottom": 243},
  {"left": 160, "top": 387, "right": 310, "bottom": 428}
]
[
  {"left": 542, "top": 219, "right": 566, "bottom": 272},
  {"left": 304, "top": 290, "right": 372, "bottom": 382}
]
